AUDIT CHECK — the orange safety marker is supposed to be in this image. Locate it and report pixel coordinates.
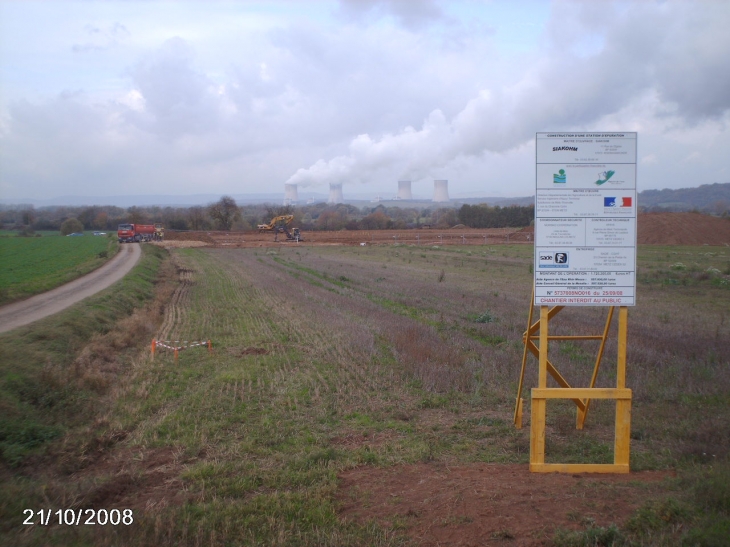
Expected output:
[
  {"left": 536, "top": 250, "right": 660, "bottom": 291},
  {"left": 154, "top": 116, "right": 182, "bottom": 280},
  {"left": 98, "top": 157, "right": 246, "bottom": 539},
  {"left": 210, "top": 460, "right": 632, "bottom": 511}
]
[{"left": 150, "top": 338, "right": 211, "bottom": 362}]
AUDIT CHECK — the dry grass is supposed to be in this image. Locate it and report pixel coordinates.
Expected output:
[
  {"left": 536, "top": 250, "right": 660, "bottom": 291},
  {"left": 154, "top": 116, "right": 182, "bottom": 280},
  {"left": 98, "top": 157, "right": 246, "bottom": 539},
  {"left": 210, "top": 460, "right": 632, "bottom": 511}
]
[{"left": 2, "top": 243, "right": 728, "bottom": 546}]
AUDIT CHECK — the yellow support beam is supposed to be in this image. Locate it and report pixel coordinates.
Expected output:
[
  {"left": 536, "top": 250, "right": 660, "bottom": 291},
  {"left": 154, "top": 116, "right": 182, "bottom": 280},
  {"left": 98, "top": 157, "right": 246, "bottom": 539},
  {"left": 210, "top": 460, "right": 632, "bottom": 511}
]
[
  {"left": 513, "top": 288, "right": 536, "bottom": 428},
  {"left": 577, "top": 307, "right": 615, "bottom": 429},
  {"left": 522, "top": 304, "right": 632, "bottom": 474},
  {"left": 515, "top": 297, "right": 614, "bottom": 425},
  {"left": 530, "top": 398, "right": 546, "bottom": 465},
  {"left": 532, "top": 388, "right": 632, "bottom": 400},
  {"left": 530, "top": 463, "right": 629, "bottom": 474}
]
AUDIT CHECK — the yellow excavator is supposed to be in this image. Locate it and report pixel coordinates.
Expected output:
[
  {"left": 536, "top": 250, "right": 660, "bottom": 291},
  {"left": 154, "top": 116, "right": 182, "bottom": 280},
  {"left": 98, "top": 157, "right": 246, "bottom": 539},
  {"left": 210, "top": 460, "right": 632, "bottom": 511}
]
[{"left": 257, "top": 215, "right": 303, "bottom": 241}]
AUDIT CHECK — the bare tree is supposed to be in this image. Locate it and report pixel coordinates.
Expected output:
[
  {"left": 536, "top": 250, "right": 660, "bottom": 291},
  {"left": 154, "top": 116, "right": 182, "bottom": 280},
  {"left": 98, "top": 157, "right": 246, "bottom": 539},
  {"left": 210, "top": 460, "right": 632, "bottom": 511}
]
[
  {"left": 265, "top": 204, "right": 293, "bottom": 218},
  {"left": 188, "top": 206, "right": 206, "bottom": 230},
  {"left": 208, "top": 196, "right": 240, "bottom": 231}
]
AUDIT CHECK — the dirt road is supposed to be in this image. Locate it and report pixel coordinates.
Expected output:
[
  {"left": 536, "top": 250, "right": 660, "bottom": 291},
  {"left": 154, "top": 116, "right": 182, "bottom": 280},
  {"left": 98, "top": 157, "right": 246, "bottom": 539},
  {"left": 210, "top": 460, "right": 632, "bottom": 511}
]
[{"left": 0, "top": 243, "right": 142, "bottom": 334}]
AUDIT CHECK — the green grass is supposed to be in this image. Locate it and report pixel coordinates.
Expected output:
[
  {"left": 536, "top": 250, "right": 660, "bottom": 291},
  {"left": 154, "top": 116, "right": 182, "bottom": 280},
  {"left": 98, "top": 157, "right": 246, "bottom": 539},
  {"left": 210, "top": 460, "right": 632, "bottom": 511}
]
[
  {"left": 0, "top": 233, "right": 119, "bottom": 304},
  {"left": 0, "top": 244, "right": 166, "bottom": 467},
  {"left": 0, "top": 242, "right": 728, "bottom": 546},
  {"left": 0, "top": 230, "right": 60, "bottom": 237},
  {"left": 636, "top": 246, "right": 730, "bottom": 289}
]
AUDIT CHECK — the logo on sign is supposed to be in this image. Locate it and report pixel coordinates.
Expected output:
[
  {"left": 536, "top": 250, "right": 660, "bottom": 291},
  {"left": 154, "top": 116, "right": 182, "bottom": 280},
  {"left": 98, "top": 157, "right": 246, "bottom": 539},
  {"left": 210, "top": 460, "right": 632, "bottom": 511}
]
[
  {"left": 604, "top": 197, "right": 632, "bottom": 208},
  {"left": 595, "top": 170, "right": 615, "bottom": 185},
  {"left": 553, "top": 169, "right": 566, "bottom": 184},
  {"left": 538, "top": 252, "right": 569, "bottom": 268}
]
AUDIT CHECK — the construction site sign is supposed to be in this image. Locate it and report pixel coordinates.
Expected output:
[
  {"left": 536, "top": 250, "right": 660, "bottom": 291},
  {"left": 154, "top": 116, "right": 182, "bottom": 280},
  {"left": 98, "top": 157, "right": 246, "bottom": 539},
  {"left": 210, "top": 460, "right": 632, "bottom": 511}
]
[{"left": 534, "top": 132, "right": 637, "bottom": 306}]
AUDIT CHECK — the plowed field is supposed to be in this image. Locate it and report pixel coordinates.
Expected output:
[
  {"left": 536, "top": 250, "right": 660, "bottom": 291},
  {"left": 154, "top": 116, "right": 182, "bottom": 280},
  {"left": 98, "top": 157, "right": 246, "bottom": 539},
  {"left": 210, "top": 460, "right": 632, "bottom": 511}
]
[{"left": 162, "top": 213, "right": 730, "bottom": 248}]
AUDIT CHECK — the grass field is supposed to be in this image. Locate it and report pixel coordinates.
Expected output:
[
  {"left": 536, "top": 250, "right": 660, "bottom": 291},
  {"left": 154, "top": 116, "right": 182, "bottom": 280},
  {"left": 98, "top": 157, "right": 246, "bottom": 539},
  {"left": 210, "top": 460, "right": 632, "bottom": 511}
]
[
  {"left": 0, "top": 243, "right": 728, "bottom": 546},
  {"left": 0, "top": 233, "right": 119, "bottom": 305}
]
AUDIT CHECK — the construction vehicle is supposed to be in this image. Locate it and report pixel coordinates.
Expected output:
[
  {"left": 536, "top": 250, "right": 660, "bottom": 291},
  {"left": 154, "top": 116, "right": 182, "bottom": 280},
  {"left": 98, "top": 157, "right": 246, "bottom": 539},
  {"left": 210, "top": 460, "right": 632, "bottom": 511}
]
[
  {"left": 257, "top": 215, "right": 303, "bottom": 242},
  {"left": 117, "top": 223, "right": 162, "bottom": 243}
]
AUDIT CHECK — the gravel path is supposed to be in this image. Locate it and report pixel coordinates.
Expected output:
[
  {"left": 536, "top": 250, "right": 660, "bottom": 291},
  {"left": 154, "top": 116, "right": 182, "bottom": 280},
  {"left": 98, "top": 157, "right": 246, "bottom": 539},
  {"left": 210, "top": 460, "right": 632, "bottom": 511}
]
[{"left": 0, "top": 243, "right": 142, "bottom": 334}]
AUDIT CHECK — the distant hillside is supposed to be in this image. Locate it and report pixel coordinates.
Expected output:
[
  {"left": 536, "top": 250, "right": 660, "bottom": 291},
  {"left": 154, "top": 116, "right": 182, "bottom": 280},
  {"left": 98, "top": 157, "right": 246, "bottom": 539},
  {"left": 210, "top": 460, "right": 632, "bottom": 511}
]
[{"left": 639, "top": 183, "right": 730, "bottom": 213}]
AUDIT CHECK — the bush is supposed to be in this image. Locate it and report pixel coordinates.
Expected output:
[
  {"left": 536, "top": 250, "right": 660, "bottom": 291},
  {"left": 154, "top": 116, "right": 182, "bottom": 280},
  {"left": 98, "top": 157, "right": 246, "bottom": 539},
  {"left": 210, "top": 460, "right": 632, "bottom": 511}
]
[
  {"left": 474, "top": 310, "right": 496, "bottom": 323},
  {"left": 60, "top": 218, "right": 83, "bottom": 236}
]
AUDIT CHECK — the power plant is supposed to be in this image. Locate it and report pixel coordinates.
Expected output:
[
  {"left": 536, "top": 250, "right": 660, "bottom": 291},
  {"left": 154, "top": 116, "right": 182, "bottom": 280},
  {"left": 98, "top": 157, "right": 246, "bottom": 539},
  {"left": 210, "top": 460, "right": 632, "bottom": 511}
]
[
  {"left": 433, "top": 180, "right": 450, "bottom": 202},
  {"left": 280, "top": 179, "right": 454, "bottom": 204},
  {"left": 328, "top": 183, "right": 344, "bottom": 204},
  {"left": 397, "top": 180, "right": 412, "bottom": 200},
  {"left": 283, "top": 183, "right": 298, "bottom": 205}
]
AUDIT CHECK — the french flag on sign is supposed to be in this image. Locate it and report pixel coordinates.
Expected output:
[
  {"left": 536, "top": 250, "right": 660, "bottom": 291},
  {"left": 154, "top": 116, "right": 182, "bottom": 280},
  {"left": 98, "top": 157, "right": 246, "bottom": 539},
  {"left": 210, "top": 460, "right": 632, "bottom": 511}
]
[{"left": 604, "top": 197, "right": 633, "bottom": 208}]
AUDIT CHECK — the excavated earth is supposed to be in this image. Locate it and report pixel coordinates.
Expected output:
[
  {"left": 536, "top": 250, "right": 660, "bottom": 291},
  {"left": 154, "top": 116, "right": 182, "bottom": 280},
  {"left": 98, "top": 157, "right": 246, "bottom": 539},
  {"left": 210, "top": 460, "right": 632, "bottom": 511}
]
[
  {"left": 336, "top": 463, "right": 674, "bottom": 546},
  {"left": 157, "top": 212, "right": 726, "bottom": 545},
  {"left": 161, "top": 212, "right": 730, "bottom": 248}
]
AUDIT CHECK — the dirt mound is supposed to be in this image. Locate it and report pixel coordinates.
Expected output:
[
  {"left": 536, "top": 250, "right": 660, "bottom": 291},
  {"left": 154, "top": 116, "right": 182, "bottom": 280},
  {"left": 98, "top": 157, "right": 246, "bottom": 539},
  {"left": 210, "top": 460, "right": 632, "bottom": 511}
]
[
  {"left": 337, "top": 463, "right": 673, "bottom": 546},
  {"left": 638, "top": 212, "right": 730, "bottom": 245},
  {"left": 164, "top": 230, "right": 216, "bottom": 244},
  {"left": 513, "top": 213, "right": 729, "bottom": 246}
]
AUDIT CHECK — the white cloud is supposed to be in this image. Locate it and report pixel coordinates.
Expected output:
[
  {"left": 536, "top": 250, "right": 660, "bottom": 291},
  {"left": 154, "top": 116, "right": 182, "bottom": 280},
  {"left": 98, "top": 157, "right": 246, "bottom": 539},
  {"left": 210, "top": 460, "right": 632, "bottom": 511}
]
[
  {"left": 286, "top": 0, "right": 730, "bottom": 193},
  {"left": 1, "top": 0, "right": 729, "bottom": 201}
]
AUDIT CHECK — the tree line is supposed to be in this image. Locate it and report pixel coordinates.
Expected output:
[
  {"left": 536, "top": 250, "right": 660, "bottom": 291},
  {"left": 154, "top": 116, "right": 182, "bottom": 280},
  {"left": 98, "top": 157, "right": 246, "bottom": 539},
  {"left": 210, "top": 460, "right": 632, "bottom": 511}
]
[
  {"left": 1, "top": 197, "right": 535, "bottom": 235},
  {"left": 457, "top": 203, "right": 534, "bottom": 228}
]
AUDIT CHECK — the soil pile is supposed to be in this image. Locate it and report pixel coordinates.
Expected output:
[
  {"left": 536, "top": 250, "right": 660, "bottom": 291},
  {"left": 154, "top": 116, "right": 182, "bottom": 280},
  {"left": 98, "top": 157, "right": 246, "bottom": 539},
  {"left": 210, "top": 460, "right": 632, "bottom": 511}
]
[
  {"left": 638, "top": 212, "right": 730, "bottom": 245},
  {"left": 515, "top": 213, "right": 729, "bottom": 246},
  {"left": 163, "top": 230, "right": 216, "bottom": 244}
]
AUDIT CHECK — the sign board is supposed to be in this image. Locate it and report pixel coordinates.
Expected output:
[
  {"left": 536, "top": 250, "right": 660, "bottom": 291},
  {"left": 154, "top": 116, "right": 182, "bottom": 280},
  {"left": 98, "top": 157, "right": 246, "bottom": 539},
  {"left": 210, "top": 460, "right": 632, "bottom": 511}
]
[{"left": 535, "top": 132, "right": 637, "bottom": 306}]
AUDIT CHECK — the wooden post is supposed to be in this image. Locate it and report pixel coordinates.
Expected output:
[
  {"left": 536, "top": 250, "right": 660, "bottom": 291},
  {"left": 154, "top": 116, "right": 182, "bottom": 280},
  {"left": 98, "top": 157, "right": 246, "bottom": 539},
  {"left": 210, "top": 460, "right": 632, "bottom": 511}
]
[
  {"left": 515, "top": 398, "right": 523, "bottom": 430},
  {"left": 514, "top": 288, "right": 536, "bottom": 428},
  {"left": 614, "top": 307, "right": 631, "bottom": 467},
  {"left": 151, "top": 339, "right": 156, "bottom": 360},
  {"left": 538, "top": 306, "right": 548, "bottom": 389},
  {"left": 530, "top": 306, "right": 549, "bottom": 469},
  {"left": 520, "top": 299, "right": 632, "bottom": 473},
  {"left": 577, "top": 307, "right": 616, "bottom": 429}
]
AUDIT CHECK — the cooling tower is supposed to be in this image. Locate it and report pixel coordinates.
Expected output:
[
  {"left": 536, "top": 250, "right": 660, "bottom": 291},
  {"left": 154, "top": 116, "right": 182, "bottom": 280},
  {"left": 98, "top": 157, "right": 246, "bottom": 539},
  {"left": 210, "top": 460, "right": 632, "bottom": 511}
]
[
  {"left": 283, "top": 183, "right": 299, "bottom": 205},
  {"left": 433, "top": 180, "right": 450, "bottom": 202},
  {"left": 328, "top": 183, "right": 344, "bottom": 204},
  {"left": 397, "top": 180, "right": 412, "bottom": 200}
]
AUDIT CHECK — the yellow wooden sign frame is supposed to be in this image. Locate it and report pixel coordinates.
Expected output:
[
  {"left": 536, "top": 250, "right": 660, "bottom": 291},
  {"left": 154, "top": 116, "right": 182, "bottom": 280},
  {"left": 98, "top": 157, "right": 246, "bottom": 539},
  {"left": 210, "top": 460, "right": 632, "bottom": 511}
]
[{"left": 514, "top": 292, "right": 631, "bottom": 473}]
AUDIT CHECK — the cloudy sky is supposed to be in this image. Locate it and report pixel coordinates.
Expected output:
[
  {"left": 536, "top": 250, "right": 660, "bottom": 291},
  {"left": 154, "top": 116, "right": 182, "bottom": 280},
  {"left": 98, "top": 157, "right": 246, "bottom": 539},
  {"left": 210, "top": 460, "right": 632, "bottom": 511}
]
[{"left": 1, "top": 0, "right": 729, "bottom": 202}]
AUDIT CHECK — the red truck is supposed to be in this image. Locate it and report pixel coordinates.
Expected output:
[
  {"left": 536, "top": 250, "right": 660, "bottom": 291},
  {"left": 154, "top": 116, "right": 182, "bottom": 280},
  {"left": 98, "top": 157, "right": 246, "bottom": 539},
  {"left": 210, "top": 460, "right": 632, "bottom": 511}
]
[{"left": 117, "top": 223, "right": 157, "bottom": 243}]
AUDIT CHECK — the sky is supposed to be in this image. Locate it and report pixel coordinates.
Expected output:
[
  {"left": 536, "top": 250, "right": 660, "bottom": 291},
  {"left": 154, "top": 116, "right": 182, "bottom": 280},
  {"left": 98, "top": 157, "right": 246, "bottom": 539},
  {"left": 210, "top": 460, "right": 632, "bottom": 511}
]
[{"left": 1, "top": 0, "right": 729, "bottom": 203}]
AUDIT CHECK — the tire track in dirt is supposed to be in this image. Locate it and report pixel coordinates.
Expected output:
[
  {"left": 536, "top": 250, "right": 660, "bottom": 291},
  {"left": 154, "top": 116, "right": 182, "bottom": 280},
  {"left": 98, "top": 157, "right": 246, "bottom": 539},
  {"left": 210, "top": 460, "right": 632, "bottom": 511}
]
[
  {"left": 205, "top": 250, "right": 362, "bottom": 404},
  {"left": 169, "top": 248, "right": 412, "bottom": 416},
  {"left": 156, "top": 256, "right": 196, "bottom": 343}
]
